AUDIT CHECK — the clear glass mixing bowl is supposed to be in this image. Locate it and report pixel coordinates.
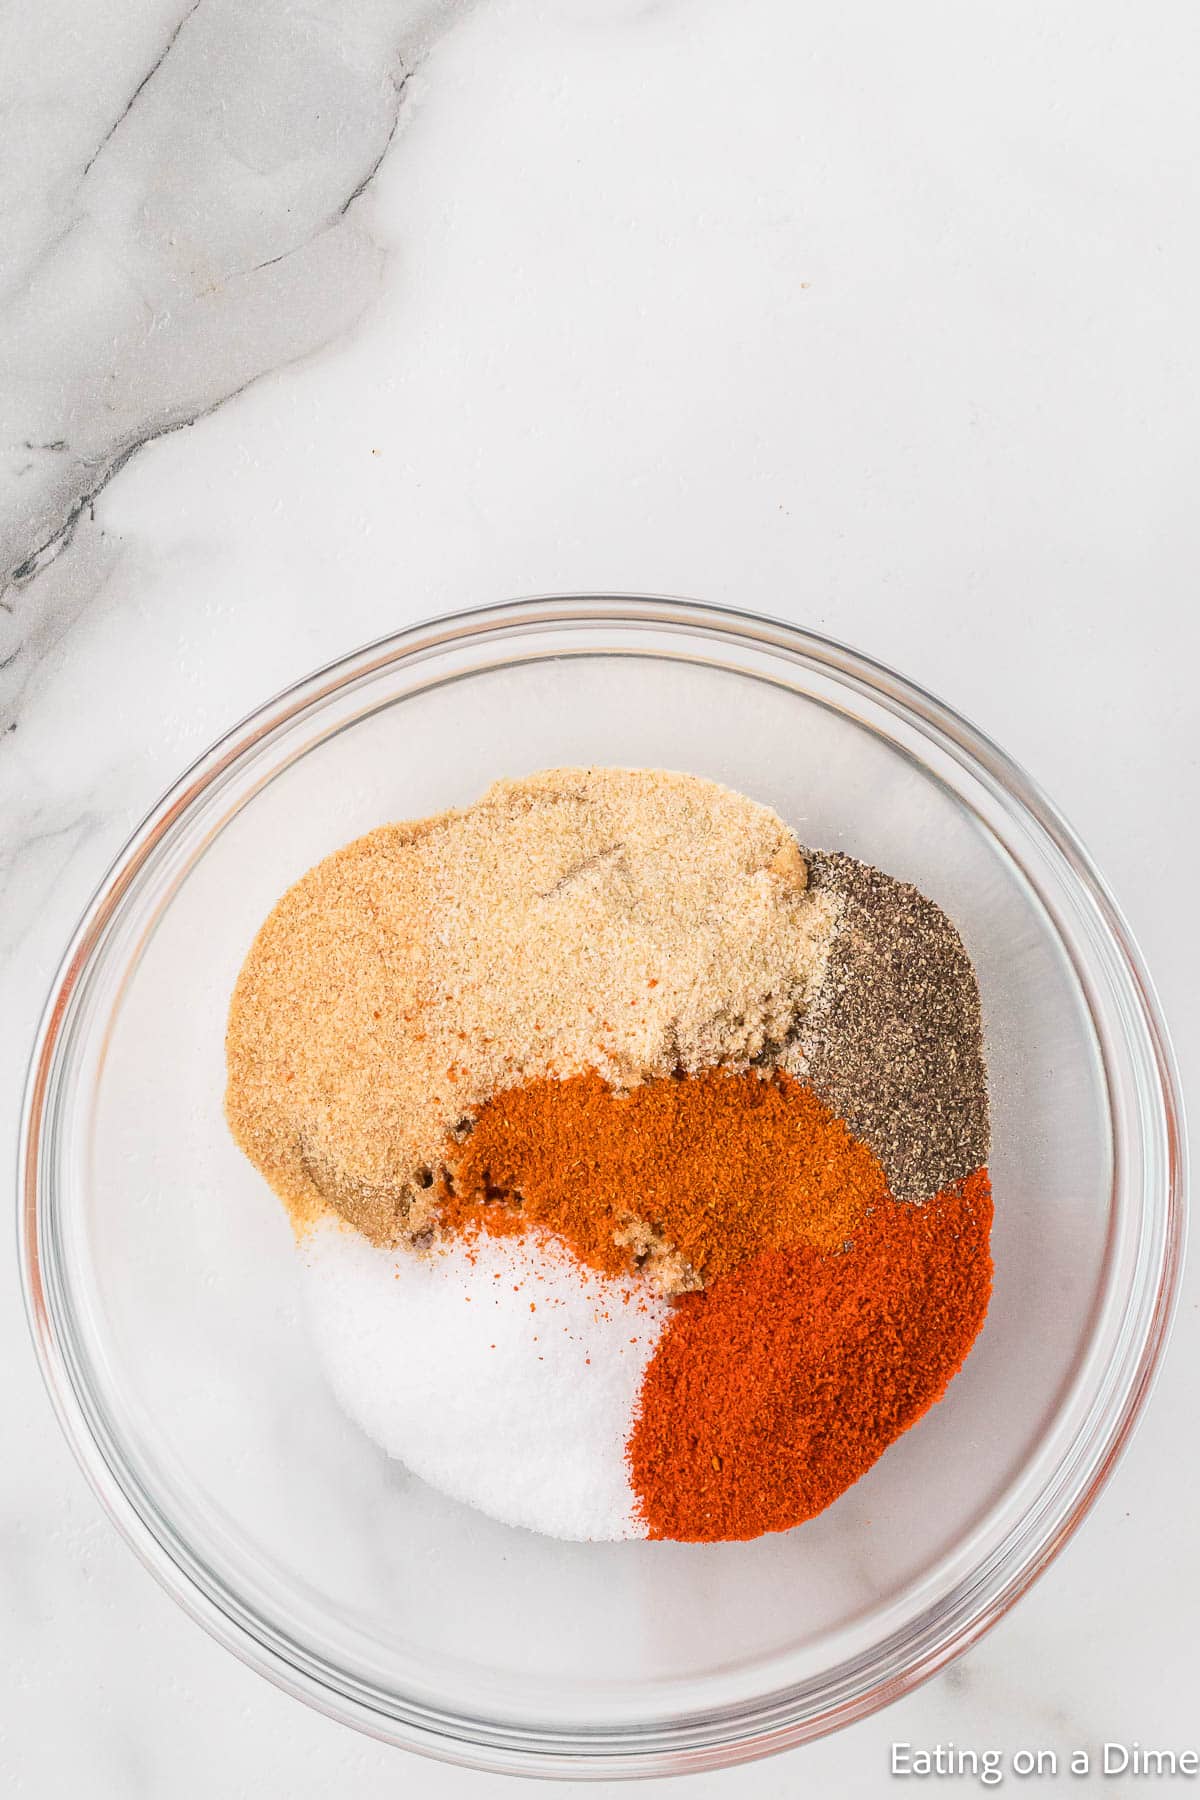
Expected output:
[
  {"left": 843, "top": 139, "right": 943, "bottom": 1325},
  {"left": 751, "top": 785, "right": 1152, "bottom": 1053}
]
[{"left": 20, "top": 597, "right": 1185, "bottom": 1777}]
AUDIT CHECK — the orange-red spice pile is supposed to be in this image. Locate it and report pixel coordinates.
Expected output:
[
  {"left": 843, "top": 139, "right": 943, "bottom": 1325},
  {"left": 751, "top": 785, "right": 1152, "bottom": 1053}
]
[
  {"left": 627, "top": 1169, "right": 993, "bottom": 1540},
  {"left": 442, "top": 1068, "right": 889, "bottom": 1291}
]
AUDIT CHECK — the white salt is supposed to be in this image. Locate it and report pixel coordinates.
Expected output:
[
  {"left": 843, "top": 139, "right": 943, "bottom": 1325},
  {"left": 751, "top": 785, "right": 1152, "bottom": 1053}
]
[{"left": 301, "top": 1222, "right": 670, "bottom": 1542}]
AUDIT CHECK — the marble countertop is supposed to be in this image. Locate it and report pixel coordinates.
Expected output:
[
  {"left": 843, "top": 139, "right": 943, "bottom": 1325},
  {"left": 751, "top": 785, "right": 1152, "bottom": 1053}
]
[{"left": 2, "top": 1, "right": 1197, "bottom": 1793}]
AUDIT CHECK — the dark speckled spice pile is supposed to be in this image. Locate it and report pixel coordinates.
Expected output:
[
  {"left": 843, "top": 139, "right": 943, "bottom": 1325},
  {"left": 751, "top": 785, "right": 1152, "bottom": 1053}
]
[{"left": 794, "top": 851, "right": 989, "bottom": 1201}]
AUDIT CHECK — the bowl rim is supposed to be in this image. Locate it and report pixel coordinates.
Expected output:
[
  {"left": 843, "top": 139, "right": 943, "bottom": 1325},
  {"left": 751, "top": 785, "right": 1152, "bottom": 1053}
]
[{"left": 18, "top": 593, "right": 1188, "bottom": 1778}]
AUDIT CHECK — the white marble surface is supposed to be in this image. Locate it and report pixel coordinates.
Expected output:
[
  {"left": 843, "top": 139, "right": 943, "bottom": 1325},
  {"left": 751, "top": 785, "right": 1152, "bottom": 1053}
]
[{"left": 2, "top": 0, "right": 1197, "bottom": 1793}]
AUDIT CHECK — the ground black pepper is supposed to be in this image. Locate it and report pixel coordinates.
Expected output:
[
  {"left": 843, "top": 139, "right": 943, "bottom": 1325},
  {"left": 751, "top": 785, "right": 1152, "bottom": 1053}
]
[{"left": 792, "top": 851, "right": 989, "bottom": 1199}]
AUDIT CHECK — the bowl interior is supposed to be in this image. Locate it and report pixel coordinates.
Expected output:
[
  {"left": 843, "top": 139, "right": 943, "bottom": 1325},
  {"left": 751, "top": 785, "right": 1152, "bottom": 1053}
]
[{"left": 48, "top": 635, "right": 1121, "bottom": 1746}]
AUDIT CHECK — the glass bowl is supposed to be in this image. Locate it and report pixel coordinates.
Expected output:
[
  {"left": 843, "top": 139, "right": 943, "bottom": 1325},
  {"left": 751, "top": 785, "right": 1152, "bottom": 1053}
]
[{"left": 20, "top": 596, "right": 1185, "bottom": 1778}]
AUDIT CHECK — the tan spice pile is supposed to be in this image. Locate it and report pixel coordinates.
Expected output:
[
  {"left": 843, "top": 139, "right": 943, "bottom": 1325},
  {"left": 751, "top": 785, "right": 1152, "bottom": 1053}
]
[{"left": 225, "top": 768, "right": 838, "bottom": 1245}]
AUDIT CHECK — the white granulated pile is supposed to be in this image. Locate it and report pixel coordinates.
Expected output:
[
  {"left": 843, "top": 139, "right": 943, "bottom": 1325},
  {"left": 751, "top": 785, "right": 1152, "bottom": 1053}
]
[
  {"left": 227, "top": 767, "right": 836, "bottom": 1245},
  {"left": 302, "top": 1220, "right": 671, "bottom": 1541}
]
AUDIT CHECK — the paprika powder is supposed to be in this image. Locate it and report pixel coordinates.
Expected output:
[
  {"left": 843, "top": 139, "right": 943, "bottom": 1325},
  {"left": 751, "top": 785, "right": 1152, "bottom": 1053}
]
[{"left": 627, "top": 1167, "right": 993, "bottom": 1540}]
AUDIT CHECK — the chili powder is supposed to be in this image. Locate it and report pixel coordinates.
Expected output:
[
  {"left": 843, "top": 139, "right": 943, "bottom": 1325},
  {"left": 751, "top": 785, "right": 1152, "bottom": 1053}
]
[{"left": 442, "top": 1066, "right": 889, "bottom": 1292}]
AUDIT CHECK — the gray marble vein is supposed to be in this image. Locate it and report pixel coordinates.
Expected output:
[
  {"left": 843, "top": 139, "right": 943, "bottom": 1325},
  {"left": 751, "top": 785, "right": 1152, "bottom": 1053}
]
[{"left": 0, "top": 0, "right": 466, "bottom": 722}]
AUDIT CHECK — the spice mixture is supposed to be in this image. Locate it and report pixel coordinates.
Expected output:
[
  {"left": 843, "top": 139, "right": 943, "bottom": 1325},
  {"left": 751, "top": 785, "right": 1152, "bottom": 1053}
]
[{"left": 227, "top": 766, "right": 992, "bottom": 1544}]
